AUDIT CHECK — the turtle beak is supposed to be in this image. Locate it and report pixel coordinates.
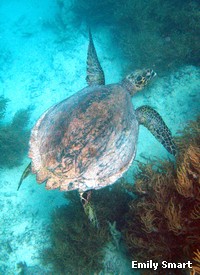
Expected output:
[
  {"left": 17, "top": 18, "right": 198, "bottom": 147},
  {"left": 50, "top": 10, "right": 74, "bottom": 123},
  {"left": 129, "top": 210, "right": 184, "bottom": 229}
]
[{"left": 145, "top": 69, "right": 157, "bottom": 80}]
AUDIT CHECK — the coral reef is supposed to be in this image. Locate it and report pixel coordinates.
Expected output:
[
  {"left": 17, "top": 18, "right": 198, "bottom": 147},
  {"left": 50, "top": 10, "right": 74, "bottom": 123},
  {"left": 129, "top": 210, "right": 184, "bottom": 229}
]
[
  {"left": 68, "top": 0, "right": 200, "bottom": 74},
  {"left": 0, "top": 96, "right": 31, "bottom": 167},
  {"left": 122, "top": 116, "right": 200, "bottom": 274},
  {"left": 42, "top": 184, "right": 132, "bottom": 274}
]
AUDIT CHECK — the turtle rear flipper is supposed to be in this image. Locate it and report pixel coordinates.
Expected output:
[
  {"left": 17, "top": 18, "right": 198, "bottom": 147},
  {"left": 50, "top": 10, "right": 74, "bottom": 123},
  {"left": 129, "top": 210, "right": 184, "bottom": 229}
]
[
  {"left": 79, "top": 190, "right": 99, "bottom": 228},
  {"left": 136, "top": 105, "right": 176, "bottom": 156},
  {"left": 86, "top": 29, "right": 105, "bottom": 86},
  {"left": 17, "top": 162, "right": 32, "bottom": 190}
]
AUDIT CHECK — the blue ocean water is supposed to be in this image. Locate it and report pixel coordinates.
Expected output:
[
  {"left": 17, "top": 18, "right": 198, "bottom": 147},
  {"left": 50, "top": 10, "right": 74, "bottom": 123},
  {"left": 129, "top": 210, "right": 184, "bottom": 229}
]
[{"left": 0, "top": 0, "right": 199, "bottom": 274}]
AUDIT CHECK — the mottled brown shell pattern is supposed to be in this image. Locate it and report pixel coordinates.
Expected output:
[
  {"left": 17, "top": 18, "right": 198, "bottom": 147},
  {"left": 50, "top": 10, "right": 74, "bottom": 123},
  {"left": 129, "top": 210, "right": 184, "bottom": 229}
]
[{"left": 29, "top": 84, "right": 138, "bottom": 192}]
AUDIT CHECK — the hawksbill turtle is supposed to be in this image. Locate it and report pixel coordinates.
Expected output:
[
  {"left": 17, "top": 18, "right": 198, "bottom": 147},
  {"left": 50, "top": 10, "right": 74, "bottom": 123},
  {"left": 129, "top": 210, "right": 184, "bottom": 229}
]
[{"left": 19, "top": 30, "right": 176, "bottom": 222}]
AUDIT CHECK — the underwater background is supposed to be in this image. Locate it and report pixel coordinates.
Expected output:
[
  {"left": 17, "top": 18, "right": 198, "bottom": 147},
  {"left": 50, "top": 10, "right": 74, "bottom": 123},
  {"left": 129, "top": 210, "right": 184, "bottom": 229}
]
[{"left": 0, "top": 0, "right": 199, "bottom": 274}]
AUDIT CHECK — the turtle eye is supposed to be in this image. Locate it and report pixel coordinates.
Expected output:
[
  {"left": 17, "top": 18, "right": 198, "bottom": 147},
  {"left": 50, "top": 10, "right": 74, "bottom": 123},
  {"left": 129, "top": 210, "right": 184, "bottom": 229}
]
[
  {"left": 142, "top": 72, "right": 148, "bottom": 78},
  {"left": 146, "top": 71, "right": 151, "bottom": 78}
]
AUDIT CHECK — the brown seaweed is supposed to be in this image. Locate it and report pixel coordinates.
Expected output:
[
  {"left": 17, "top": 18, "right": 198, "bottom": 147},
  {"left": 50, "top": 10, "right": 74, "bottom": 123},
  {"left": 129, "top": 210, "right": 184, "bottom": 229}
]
[
  {"left": 42, "top": 184, "right": 132, "bottom": 274},
  {"left": 122, "top": 116, "right": 200, "bottom": 274}
]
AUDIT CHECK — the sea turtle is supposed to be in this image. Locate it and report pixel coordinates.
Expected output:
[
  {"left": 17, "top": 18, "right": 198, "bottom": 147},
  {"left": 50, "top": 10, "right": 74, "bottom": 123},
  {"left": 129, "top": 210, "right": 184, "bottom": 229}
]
[{"left": 19, "top": 30, "right": 176, "bottom": 220}]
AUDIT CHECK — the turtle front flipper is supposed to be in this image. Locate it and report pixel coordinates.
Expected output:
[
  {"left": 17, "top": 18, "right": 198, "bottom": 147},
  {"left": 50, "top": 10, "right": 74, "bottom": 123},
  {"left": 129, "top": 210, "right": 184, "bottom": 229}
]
[
  {"left": 17, "top": 162, "right": 32, "bottom": 190},
  {"left": 136, "top": 105, "right": 176, "bottom": 156},
  {"left": 79, "top": 190, "right": 99, "bottom": 228},
  {"left": 86, "top": 29, "right": 105, "bottom": 86}
]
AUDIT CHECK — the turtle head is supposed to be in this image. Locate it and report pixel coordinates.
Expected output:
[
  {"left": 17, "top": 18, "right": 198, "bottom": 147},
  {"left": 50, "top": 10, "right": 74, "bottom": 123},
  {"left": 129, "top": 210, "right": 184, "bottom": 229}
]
[{"left": 121, "top": 69, "right": 156, "bottom": 96}]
